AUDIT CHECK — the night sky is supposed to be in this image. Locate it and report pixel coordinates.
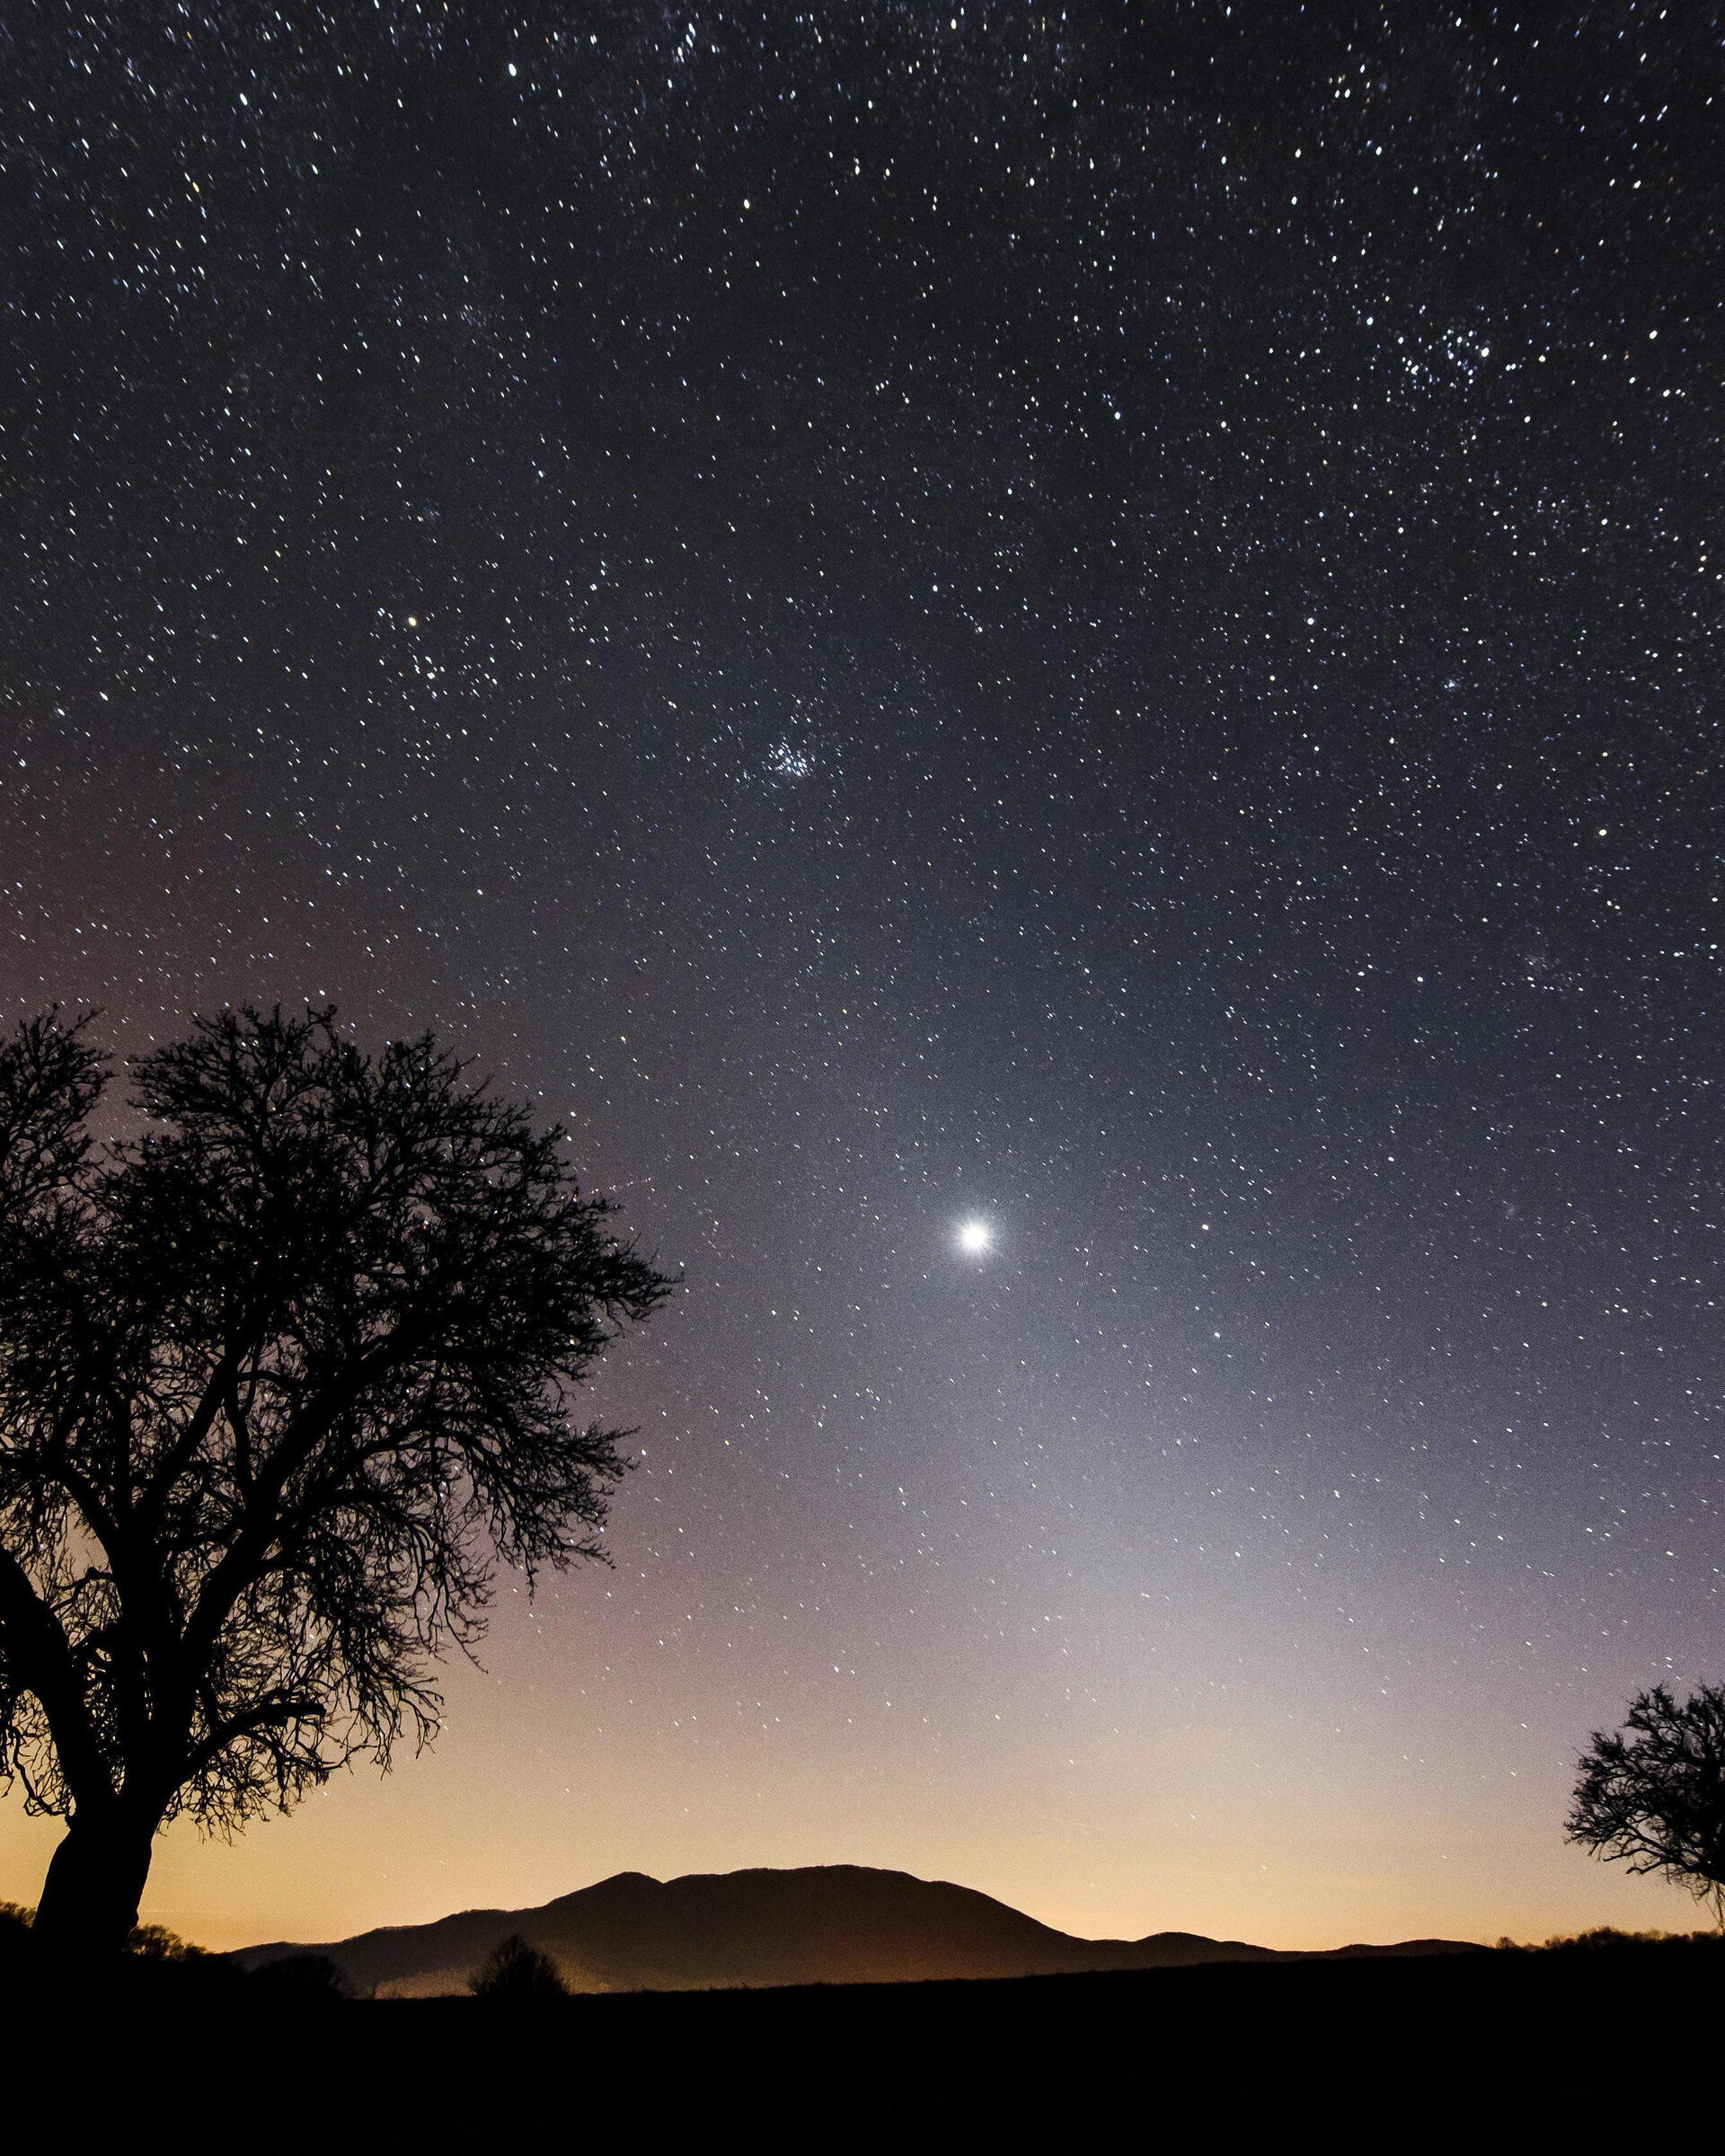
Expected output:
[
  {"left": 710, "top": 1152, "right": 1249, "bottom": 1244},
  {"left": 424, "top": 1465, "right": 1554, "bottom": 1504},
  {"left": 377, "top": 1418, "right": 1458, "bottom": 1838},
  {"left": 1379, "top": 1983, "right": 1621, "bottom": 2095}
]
[{"left": 3, "top": 3, "right": 1721, "bottom": 1952}]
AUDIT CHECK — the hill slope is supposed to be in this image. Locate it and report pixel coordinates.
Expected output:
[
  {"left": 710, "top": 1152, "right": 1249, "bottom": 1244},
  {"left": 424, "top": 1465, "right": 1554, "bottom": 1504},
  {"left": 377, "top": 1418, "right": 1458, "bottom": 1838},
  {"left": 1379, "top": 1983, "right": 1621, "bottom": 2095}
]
[{"left": 237, "top": 1864, "right": 1476, "bottom": 1995}]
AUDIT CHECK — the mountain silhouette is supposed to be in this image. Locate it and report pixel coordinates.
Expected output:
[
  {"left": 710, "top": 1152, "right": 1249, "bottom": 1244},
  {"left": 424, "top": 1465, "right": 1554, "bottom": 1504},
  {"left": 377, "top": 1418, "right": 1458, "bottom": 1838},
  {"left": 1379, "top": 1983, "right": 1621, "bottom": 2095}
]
[{"left": 237, "top": 1865, "right": 1478, "bottom": 1996}]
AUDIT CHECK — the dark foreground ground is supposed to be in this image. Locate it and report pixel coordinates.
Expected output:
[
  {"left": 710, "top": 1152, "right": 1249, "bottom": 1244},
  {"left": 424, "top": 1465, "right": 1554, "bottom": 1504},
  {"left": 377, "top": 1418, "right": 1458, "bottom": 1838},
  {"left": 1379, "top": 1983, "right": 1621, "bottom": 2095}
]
[{"left": 5, "top": 1935, "right": 1720, "bottom": 2147}]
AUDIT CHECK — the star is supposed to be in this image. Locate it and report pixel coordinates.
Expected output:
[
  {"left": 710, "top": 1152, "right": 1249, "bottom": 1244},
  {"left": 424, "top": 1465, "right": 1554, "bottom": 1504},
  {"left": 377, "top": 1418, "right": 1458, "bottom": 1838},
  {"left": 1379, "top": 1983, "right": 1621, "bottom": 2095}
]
[{"left": 956, "top": 1218, "right": 994, "bottom": 1256}]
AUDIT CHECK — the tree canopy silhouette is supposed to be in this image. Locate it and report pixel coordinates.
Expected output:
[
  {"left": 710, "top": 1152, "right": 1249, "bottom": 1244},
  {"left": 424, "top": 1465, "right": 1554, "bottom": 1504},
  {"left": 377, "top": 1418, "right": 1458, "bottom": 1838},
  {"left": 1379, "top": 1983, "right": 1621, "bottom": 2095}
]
[
  {"left": 0, "top": 1006, "right": 670, "bottom": 1956},
  {"left": 1568, "top": 1683, "right": 1725, "bottom": 1926},
  {"left": 469, "top": 1933, "right": 569, "bottom": 2000}
]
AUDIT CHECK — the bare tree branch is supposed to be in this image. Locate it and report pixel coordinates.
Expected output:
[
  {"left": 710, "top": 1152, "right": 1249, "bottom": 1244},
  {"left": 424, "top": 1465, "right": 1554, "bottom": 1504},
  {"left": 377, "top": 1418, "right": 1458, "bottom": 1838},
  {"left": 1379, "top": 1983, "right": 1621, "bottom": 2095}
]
[{"left": 1569, "top": 1684, "right": 1725, "bottom": 1929}]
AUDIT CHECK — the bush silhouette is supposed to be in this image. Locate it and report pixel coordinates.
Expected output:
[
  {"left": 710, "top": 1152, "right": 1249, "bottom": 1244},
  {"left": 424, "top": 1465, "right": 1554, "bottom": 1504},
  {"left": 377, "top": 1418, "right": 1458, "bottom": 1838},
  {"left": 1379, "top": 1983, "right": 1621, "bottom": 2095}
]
[
  {"left": 469, "top": 1934, "right": 569, "bottom": 2000},
  {"left": 0, "top": 1902, "right": 31, "bottom": 1972},
  {"left": 250, "top": 1952, "right": 355, "bottom": 2002},
  {"left": 1496, "top": 1925, "right": 1725, "bottom": 1953},
  {"left": 126, "top": 1923, "right": 208, "bottom": 1962},
  {"left": 0, "top": 1904, "right": 203, "bottom": 1964}
]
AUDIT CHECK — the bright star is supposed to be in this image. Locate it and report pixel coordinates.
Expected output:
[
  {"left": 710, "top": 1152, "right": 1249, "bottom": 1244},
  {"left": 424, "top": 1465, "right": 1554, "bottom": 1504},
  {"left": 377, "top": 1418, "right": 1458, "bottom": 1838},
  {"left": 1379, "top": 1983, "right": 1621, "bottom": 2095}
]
[{"left": 956, "top": 1217, "right": 994, "bottom": 1255}]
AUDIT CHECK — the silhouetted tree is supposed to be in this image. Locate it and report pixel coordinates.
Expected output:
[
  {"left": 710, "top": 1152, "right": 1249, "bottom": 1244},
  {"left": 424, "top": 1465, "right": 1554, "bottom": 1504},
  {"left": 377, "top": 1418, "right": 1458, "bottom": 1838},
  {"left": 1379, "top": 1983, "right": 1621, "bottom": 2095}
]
[
  {"left": 0, "top": 1007, "right": 671, "bottom": 1957},
  {"left": 469, "top": 1933, "right": 569, "bottom": 2000},
  {"left": 1568, "top": 1683, "right": 1725, "bottom": 1925}
]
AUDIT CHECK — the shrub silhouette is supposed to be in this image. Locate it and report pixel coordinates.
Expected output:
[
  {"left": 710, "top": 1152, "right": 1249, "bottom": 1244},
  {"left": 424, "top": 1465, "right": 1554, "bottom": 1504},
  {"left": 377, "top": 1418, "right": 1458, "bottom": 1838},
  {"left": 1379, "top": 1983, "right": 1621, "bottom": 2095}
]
[
  {"left": 0, "top": 1903, "right": 201, "bottom": 1962},
  {"left": 0, "top": 1901, "right": 31, "bottom": 1970},
  {"left": 127, "top": 1922, "right": 208, "bottom": 1962},
  {"left": 470, "top": 1934, "right": 569, "bottom": 2000},
  {"left": 1569, "top": 1683, "right": 1725, "bottom": 1925},
  {"left": 250, "top": 1952, "right": 355, "bottom": 2002},
  {"left": 0, "top": 1007, "right": 671, "bottom": 1957},
  {"left": 1496, "top": 1925, "right": 1725, "bottom": 1953}
]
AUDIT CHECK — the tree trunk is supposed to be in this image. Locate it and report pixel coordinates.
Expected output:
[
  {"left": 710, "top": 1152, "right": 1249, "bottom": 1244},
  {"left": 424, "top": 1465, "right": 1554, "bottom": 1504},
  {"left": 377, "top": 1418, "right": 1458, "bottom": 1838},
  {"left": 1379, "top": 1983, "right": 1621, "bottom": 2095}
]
[{"left": 30, "top": 1808, "right": 158, "bottom": 1957}]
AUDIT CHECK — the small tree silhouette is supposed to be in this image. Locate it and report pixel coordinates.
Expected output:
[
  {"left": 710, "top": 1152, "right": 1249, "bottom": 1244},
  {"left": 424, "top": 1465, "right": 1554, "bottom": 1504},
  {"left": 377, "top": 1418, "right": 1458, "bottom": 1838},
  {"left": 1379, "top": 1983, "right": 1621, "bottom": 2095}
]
[
  {"left": 469, "top": 1933, "right": 569, "bottom": 2000},
  {"left": 0, "top": 1007, "right": 671, "bottom": 1957},
  {"left": 1568, "top": 1683, "right": 1725, "bottom": 1926}
]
